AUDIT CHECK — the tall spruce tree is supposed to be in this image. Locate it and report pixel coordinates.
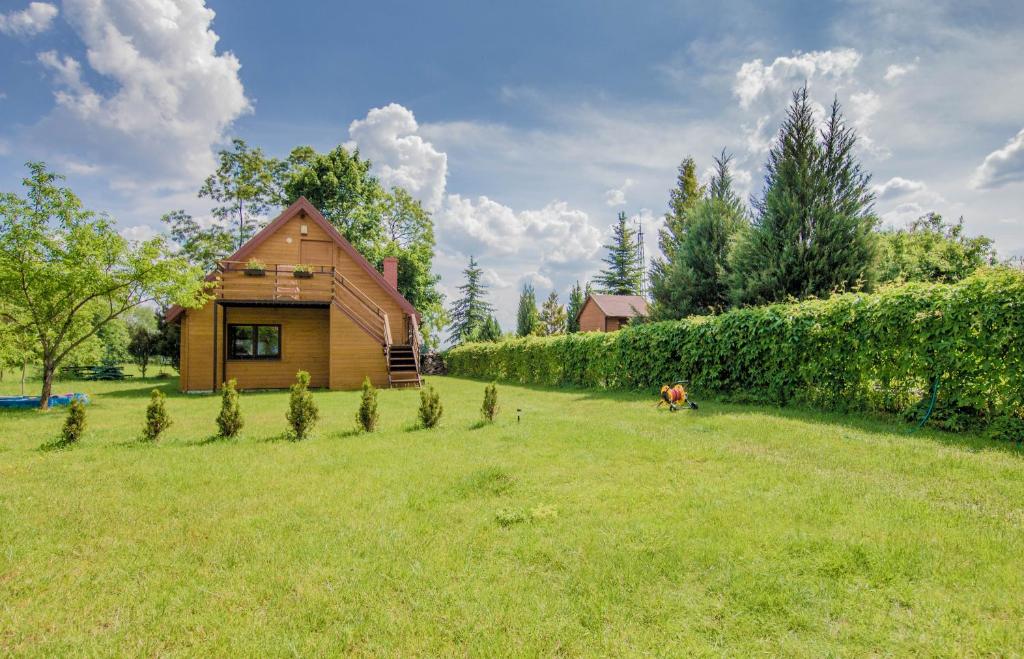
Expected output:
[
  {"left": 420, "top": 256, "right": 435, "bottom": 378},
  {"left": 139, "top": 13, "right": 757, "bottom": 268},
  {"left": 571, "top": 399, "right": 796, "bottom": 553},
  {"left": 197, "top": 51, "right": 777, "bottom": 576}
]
[
  {"left": 516, "top": 284, "right": 541, "bottom": 336},
  {"left": 669, "top": 152, "right": 749, "bottom": 317},
  {"left": 650, "top": 157, "right": 703, "bottom": 310},
  {"left": 731, "top": 86, "right": 877, "bottom": 304},
  {"left": 448, "top": 256, "right": 494, "bottom": 343},
  {"left": 566, "top": 281, "right": 585, "bottom": 333},
  {"left": 595, "top": 212, "right": 643, "bottom": 295}
]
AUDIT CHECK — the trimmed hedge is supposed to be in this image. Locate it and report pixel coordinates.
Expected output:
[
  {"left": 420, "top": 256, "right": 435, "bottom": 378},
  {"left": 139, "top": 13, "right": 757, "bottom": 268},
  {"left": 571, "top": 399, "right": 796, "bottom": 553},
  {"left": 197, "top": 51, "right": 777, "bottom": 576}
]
[{"left": 447, "top": 269, "right": 1024, "bottom": 433}]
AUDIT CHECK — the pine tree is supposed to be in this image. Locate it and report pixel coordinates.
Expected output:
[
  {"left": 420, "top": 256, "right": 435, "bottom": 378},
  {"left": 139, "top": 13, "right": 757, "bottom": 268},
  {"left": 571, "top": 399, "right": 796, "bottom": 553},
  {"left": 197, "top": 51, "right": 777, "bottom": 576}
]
[
  {"left": 356, "top": 376, "right": 379, "bottom": 432},
  {"left": 516, "top": 284, "right": 541, "bottom": 336},
  {"left": 539, "top": 291, "right": 567, "bottom": 335},
  {"left": 216, "top": 379, "right": 243, "bottom": 439},
  {"left": 731, "top": 87, "right": 877, "bottom": 304},
  {"left": 650, "top": 151, "right": 749, "bottom": 319},
  {"left": 566, "top": 281, "right": 585, "bottom": 333},
  {"left": 480, "top": 315, "right": 502, "bottom": 341},
  {"left": 594, "top": 212, "right": 643, "bottom": 295},
  {"left": 286, "top": 370, "right": 319, "bottom": 440},
  {"left": 448, "top": 256, "right": 494, "bottom": 343},
  {"left": 60, "top": 398, "right": 86, "bottom": 445},
  {"left": 650, "top": 157, "right": 704, "bottom": 311},
  {"left": 142, "top": 389, "right": 171, "bottom": 441}
]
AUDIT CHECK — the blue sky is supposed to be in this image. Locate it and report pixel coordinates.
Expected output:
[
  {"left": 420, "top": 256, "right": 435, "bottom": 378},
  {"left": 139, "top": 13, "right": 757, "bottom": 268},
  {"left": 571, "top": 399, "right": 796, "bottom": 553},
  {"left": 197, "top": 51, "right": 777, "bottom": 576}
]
[{"left": 2, "top": 0, "right": 1023, "bottom": 328}]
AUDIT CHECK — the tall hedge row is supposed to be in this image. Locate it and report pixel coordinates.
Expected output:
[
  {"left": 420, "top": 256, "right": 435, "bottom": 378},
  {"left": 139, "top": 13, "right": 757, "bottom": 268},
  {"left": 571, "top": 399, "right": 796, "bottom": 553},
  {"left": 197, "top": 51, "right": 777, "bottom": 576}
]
[{"left": 447, "top": 269, "right": 1024, "bottom": 432}]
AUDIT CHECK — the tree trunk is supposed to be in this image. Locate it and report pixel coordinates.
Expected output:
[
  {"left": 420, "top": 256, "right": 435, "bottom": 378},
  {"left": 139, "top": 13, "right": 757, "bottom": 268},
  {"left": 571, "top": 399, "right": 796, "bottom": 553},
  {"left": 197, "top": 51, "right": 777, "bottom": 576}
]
[
  {"left": 39, "top": 362, "right": 54, "bottom": 410},
  {"left": 20, "top": 362, "right": 27, "bottom": 395}
]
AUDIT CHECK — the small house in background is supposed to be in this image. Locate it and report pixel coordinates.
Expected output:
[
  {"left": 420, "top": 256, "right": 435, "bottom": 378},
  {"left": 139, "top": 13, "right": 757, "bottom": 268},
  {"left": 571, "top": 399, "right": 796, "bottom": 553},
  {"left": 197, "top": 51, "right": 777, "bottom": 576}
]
[
  {"left": 166, "top": 197, "right": 422, "bottom": 392},
  {"left": 576, "top": 294, "right": 649, "bottom": 332}
]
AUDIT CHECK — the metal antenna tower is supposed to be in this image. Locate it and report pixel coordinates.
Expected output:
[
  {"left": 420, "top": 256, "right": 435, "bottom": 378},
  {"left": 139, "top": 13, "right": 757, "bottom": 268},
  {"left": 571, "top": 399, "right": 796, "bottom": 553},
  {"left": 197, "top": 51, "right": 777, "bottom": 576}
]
[{"left": 634, "top": 217, "right": 646, "bottom": 297}]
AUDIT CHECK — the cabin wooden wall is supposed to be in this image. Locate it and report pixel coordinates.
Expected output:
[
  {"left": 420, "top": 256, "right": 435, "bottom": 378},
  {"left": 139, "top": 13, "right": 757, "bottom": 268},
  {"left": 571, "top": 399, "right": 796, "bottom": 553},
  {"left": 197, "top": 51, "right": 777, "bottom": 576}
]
[
  {"left": 329, "top": 305, "right": 390, "bottom": 389},
  {"left": 578, "top": 299, "right": 606, "bottom": 332},
  {"left": 243, "top": 210, "right": 408, "bottom": 337},
  {"left": 606, "top": 317, "right": 623, "bottom": 332},
  {"left": 223, "top": 307, "right": 329, "bottom": 389}
]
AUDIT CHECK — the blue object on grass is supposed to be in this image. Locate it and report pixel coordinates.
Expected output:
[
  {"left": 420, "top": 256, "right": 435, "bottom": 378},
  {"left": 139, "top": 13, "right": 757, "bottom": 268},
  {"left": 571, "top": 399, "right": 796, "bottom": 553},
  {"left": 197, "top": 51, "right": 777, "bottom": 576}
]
[{"left": 0, "top": 393, "right": 89, "bottom": 409}]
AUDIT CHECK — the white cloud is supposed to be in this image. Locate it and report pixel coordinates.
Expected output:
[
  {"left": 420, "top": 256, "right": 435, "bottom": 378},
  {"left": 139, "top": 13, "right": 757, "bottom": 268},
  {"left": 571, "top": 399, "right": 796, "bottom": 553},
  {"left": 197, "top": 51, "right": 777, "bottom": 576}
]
[
  {"left": 884, "top": 60, "right": 918, "bottom": 83},
  {"left": 346, "top": 103, "right": 603, "bottom": 273},
  {"left": 348, "top": 103, "right": 448, "bottom": 211},
  {"left": 119, "top": 224, "right": 157, "bottom": 242},
  {"left": 970, "top": 128, "right": 1024, "bottom": 190},
  {"left": 33, "top": 0, "right": 250, "bottom": 188},
  {"left": 734, "top": 49, "right": 862, "bottom": 109},
  {"left": 604, "top": 178, "right": 634, "bottom": 206},
  {"left": 874, "top": 176, "right": 926, "bottom": 199},
  {"left": 0, "top": 2, "right": 58, "bottom": 36}
]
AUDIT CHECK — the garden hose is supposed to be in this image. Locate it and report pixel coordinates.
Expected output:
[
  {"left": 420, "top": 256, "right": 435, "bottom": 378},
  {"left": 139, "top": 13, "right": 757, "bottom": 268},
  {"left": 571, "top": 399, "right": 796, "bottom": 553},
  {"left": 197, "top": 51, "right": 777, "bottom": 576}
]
[{"left": 910, "top": 375, "right": 940, "bottom": 433}]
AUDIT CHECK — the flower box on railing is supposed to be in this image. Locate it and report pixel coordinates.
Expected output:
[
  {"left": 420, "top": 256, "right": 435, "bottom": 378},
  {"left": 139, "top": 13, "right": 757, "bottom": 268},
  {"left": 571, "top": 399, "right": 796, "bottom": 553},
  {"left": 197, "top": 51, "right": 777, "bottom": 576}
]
[
  {"left": 292, "top": 264, "right": 314, "bottom": 279},
  {"left": 244, "top": 259, "right": 267, "bottom": 276}
]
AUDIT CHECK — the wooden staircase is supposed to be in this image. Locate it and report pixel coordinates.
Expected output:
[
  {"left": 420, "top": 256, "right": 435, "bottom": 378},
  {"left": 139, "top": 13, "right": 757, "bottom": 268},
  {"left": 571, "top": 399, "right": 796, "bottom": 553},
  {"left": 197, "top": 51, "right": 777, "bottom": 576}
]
[{"left": 387, "top": 344, "right": 421, "bottom": 388}]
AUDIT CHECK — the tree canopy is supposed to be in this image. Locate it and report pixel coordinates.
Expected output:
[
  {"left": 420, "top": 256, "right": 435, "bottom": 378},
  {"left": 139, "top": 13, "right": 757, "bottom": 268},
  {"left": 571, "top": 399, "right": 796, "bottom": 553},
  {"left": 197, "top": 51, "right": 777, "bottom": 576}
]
[
  {"left": 516, "top": 284, "right": 541, "bottom": 337},
  {"left": 0, "top": 163, "right": 208, "bottom": 408}
]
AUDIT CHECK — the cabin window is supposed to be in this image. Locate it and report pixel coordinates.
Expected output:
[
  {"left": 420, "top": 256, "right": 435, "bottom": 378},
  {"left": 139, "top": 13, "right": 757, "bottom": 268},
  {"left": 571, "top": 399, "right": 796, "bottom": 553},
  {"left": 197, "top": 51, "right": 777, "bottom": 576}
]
[{"left": 228, "top": 324, "right": 281, "bottom": 360}]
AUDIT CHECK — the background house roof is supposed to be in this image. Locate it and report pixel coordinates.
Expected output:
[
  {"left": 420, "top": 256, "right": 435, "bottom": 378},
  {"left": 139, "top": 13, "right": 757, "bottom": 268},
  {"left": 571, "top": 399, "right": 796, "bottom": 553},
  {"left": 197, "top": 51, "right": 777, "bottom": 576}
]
[{"left": 583, "top": 294, "right": 649, "bottom": 319}]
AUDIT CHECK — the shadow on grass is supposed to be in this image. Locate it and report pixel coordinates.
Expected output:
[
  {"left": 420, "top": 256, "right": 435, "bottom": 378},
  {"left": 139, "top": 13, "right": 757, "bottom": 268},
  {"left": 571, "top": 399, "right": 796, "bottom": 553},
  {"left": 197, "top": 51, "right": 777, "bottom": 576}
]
[
  {"left": 445, "top": 375, "right": 1024, "bottom": 458},
  {"left": 37, "top": 439, "right": 74, "bottom": 452}
]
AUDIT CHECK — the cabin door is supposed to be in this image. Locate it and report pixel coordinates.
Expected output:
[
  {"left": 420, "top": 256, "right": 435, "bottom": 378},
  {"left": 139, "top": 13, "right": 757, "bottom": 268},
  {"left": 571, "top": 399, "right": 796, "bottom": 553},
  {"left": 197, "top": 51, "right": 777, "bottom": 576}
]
[{"left": 300, "top": 240, "right": 333, "bottom": 266}]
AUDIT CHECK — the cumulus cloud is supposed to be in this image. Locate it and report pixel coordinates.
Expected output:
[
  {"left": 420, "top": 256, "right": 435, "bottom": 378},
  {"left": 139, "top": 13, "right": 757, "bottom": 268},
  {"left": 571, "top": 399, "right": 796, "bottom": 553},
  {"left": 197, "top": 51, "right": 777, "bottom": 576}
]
[
  {"left": 346, "top": 103, "right": 604, "bottom": 279},
  {"left": 348, "top": 103, "right": 448, "bottom": 211},
  {"left": 0, "top": 2, "right": 58, "bottom": 36},
  {"left": 33, "top": 0, "right": 250, "bottom": 188},
  {"left": 604, "top": 178, "right": 634, "bottom": 206},
  {"left": 733, "top": 49, "right": 862, "bottom": 109},
  {"left": 874, "top": 176, "right": 926, "bottom": 199},
  {"left": 884, "top": 60, "right": 918, "bottom": 83},
  {"left": 970, "top": 128, "right": 1024, "bottom": 190}
]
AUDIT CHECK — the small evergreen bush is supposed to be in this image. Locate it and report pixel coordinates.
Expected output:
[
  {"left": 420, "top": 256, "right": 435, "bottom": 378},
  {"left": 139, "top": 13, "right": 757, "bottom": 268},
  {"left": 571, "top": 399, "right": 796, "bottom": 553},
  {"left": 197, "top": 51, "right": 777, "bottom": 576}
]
[
  {"left": 481, "top": 383, "right": 499, "bottom": 422},
  {"left": 418, "top": 384, "right": 443, "bottom": 429},
  {"left": 143, "top": 389, "right": 171, "bottom": 441},
  {"left": 216, "top": 378, "right": 243, "bottom": 438},
  {"left": 60, "top": 398, "right": 86, "bottom": 445},
  {"left": 356, "top": 376, "right": 379, "bottom": 432},
  {"left": 287, "top": 370, "right": 319, "bottom": 440}
]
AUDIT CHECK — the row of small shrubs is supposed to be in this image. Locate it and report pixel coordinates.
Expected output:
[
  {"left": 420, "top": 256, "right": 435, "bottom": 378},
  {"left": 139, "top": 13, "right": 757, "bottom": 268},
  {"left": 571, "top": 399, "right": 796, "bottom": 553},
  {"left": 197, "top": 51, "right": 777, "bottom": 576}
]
[
  {"left": 447, "top": 268, "right": 1024, "bottom": 435},
  {"left": 54, "top": 373, "right": 500, "bottom": 445}
]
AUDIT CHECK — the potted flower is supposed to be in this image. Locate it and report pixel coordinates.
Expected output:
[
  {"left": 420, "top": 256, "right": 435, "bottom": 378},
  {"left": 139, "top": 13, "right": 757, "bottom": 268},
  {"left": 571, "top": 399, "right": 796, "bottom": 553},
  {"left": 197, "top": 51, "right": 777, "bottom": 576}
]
[
  {"left": 292, "top": 263, "right": 314, "bottom": 279},
  {"left": 244, "top": 258, "right": 266, "bottom": 276}
]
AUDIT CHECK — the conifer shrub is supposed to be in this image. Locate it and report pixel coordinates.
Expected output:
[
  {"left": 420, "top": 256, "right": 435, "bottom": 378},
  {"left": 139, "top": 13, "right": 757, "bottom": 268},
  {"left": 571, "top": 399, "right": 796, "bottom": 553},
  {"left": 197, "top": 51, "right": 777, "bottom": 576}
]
[
  {"left": 216, "top": 378, "right": 243, "bottom": 439},
  {"left": 287, "top": 370, "right": 319, "bottom": 440},
  {"left": 60, "top": 398, "right": 86, "bottom": 445},
  {"left": 356, "top": 376, "right": 379, "bottom": 432},
  {"left": 143, "top": 389, "right": 171, "bottom": 441},
  {"left": 418, "top": 384, "right": 443, "bottom": 429},
  {"left": 481, "top": 383, "right": 499, "bottom": 422}
]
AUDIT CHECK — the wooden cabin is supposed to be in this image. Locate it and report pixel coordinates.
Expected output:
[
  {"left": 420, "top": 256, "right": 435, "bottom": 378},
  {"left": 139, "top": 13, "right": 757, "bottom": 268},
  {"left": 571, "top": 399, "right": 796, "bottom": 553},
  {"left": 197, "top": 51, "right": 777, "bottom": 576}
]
[
  {"left": 166, "top": 197, "right": 421, "bottom": 392},
  {"left": 576, "top": 294, "right": 648, "bottom": 332}
]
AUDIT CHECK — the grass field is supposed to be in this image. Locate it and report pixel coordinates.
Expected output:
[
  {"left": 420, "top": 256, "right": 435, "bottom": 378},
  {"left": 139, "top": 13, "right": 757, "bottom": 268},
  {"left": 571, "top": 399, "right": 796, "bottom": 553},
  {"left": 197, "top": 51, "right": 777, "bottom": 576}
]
[{"left": 2, "top": 373, "right": 1023, "bottom": 655}]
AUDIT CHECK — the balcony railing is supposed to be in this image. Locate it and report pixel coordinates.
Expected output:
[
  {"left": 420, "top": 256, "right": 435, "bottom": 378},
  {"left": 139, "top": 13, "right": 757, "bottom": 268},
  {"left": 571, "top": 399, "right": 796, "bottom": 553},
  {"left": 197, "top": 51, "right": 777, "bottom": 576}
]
[{"left": 213, "top": 261, "right": 395, "bottom": 348}]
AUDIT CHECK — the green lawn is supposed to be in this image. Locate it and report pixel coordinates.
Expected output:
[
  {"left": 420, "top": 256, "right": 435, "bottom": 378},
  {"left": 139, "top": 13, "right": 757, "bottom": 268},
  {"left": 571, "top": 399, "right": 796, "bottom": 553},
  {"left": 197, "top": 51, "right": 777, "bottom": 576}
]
[{"left": 1, "top": 374, "right": 1022, "bottom": 655}]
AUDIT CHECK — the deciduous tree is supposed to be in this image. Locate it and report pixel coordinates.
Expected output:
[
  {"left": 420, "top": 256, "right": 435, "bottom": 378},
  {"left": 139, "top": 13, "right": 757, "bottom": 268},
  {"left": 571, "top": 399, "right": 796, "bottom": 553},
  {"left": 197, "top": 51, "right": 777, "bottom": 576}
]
[{"left": 0, "top": 163, "right": 207, "bottom": 409}]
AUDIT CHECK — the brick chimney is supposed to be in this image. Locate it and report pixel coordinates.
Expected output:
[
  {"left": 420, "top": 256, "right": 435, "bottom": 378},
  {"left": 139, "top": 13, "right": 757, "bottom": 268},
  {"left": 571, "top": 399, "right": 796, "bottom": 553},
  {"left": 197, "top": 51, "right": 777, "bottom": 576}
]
[{"left": 382, "top": 257, "right": 398, "bottom": 289}]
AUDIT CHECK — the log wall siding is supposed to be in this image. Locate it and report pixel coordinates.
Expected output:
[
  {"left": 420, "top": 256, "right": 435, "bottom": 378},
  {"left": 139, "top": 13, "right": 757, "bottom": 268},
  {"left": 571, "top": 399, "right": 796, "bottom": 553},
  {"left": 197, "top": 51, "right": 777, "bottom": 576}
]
[
  {"left": 329, "top": 305, "right": 390, "bottom": 389},
  {"left": 223, "top": 307, "right": 330, "bottom": 389},
  {"left": 578, "top": 298, "right": 607, "bottom": 332}
]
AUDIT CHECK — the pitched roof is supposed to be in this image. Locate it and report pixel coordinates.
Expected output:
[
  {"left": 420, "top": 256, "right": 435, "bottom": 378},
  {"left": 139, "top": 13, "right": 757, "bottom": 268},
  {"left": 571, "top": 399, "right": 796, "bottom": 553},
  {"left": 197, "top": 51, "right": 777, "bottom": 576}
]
[
  {"left": 579, "top": 294, "right": 649, "bottom": 320},
  {"left": 165, "top": 197, "right": 419, "bottom": 322}
]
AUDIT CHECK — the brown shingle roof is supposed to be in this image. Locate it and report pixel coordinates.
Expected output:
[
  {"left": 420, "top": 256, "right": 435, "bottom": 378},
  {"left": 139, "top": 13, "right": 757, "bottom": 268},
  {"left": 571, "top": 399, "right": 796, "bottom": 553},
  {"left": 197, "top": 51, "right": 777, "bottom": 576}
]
[{"left": 585, "top": 294, "right": 649, "bottom": 319}]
